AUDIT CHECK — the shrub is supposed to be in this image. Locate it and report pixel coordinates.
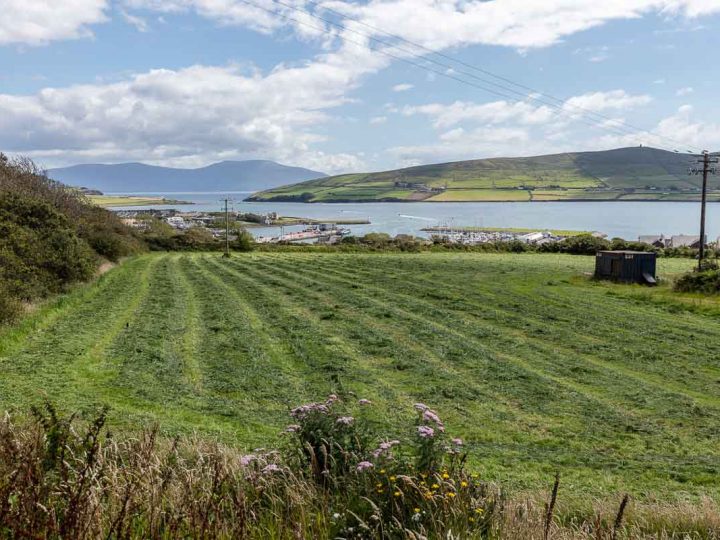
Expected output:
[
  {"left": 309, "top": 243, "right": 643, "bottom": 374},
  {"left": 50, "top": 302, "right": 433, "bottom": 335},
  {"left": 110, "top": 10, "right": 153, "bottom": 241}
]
[
  {"left": 0, "top": 280, "right": 22, "bottom": 325},
  {"left": 540, "top": 234, "right": 610, "bottom": 255},
  {"left": 674, "top": 269, "right": 720, "bottom": 294},
  {"left": 233, "top": 228, "right": 255, "bottom": 252}
]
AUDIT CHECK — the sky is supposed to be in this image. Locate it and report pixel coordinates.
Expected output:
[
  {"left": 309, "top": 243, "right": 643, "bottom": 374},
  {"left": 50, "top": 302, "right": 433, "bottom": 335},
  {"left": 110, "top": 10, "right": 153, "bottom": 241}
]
[{"left": 2, "top": 0, "right": 720, "bottom": 174}]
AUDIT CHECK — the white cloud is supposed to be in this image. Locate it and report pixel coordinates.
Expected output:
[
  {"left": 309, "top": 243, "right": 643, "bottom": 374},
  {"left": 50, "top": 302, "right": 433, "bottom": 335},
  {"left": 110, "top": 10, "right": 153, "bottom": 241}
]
[
  {"left": 390, "top": 90, "right": 656, "bottom": 163},
  {"left": 563, "top": 90, "right": 652, "bottom": 113},
  {"left": 392, "top": 83, "right": 414, "bottom": 92},
  {"left": 676, "top": 86, "right": 694, "bottom": 96},
  {"left": 0, "top": 0, "right": 108, "bottom": 45},
  {"left": 120, "top": 9, "right": 150, "bottom": 32},
  {"left": 574, "top": 45, "right": 610, "bottom": 63},
  {"left": 369, "top": 116, "right": 387, "bottom": 124},
  {"left": 125, "top": 0, "right": 720, "bottom": 51},
  {"left": 0, "top": 60, "right": 372, "bottom": 173},
  {"left": 593, "top": 105, "right": 718, "bottom": 152},
  {"left": 402, "top": 100, "right": 556, "bottom": 129}
]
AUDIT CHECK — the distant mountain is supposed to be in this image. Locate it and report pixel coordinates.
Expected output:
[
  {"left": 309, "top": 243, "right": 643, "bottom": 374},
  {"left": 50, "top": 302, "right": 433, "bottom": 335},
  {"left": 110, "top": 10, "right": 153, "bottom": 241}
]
[
  {"left": 248, "top": 147, "right": 719, "bottom": 203},
  {"left": 48, "top": 160, "right": 326, "bottom": 193}
]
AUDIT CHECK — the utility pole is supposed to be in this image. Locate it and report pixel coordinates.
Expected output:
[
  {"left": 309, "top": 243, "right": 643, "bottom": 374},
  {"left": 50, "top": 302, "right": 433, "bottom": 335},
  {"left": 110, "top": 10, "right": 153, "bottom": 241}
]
[
  {"left": 223, "top": 197, "right": 231, "bottom": 258},
  {"left": 689, "top": 151, "right": 719, "bottom": 270}
]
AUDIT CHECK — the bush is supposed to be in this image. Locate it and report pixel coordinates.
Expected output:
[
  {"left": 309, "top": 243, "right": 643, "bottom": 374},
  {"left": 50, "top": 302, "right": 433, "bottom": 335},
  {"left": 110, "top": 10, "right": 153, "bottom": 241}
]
[
  {"left": 0, "top": 154, "right": 144, "bottom": 324},
  {"left": 233, "top": 228, "right": 255, "bottom": 252},
  {"left": 0, "top": 193, "right": 97, "bottom": 299},
  {"left": 674, "top": 269, "right": 720, "bottom": 294},
  {"left": 539, "top": 234, "right": 610, "bottom": 255},
  {"left": 0, "top": 280, "right": 22, "bottom": 325}
]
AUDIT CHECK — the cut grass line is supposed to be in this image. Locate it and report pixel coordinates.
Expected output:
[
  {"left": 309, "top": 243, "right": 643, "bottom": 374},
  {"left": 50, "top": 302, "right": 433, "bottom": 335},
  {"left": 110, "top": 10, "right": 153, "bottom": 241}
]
[
  {"left": 226, "top": 256, "right": 552, "bottom": 426},
  {"left": 248, "top": 257, "right": 646, "bottom": 428},
  {"left": 183, "top": 256, "right": 308, "bottom": 402},
  {"left": 70, "top": 254, "right": 163, "bottom": 391},
  {"left": 201, "top": 256, "right": 401, "bottom": 405},
  {"left": 299, "top": 256, "right": 720, "bottom": 410},
  {"left": 0, "top": 256, "right": 150, "bottom": 360},
  {"left": 174, "top": 255, "right": 204, "bottom": 391},
  {"left": 218, "top": 256, "right": 543, "bottom": 432}
]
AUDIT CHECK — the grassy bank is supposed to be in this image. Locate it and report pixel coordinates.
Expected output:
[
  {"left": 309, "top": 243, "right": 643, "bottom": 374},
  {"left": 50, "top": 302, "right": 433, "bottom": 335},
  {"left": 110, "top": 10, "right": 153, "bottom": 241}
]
[
  {"left": 2, "top": 252, "right": 719, "bottom": 501},
  {"left": 88, "top": 195, "right": 193, "bottom": 207}
]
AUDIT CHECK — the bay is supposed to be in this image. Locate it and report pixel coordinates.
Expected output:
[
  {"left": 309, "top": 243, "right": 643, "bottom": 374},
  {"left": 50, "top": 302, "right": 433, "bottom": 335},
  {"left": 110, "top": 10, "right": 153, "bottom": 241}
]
[{"left": 107, "top": 191, "right": 720, "bottom": 241}]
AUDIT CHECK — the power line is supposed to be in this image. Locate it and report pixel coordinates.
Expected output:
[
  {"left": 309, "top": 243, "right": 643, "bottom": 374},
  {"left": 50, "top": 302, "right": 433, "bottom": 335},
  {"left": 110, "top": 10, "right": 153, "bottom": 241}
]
[
  {"left": 296, "top": 0, "right": 700, "bottom": 154},
  {"left": 244, "top": 0, "right": 696, "bottom": 154}
]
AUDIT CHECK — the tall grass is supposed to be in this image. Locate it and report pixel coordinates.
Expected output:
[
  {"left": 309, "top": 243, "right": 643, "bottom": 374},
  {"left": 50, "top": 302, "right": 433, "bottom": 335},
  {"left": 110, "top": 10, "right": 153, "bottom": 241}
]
[{"left": 1, "top": 399, "right": 718, "bottom": 539}]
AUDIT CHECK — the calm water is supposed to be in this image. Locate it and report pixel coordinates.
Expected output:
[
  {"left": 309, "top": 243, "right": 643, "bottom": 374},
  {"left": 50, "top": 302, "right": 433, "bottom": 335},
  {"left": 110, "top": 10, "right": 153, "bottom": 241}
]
[{"left": 108, "top": 191, "right": 720, "bottom": 241}]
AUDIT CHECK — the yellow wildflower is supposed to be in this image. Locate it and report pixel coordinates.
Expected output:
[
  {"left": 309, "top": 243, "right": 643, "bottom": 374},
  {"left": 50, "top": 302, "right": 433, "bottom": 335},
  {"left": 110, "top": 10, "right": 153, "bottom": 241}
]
[
  {"left": 389, "top": 475, "right": 396, "bottom": 482},
  {"left": 446, "top": 492, "right": 456, "bottom": 498},
  {"left": 460, "top": 481, "right": 468, "bottom": 488},
  {"left": 414, "top": 508, "right": 421, "bottom": 513},
  {"left": 442, "top": 472, "right": 450, "bottom": 479},
  {"left": 380, "top": 469, "right": 386, "bottom": 474},
  {"left": 475, "top": 508, "right": 484, "bottom": 514},
  {"left": 394, "top": 491, "right": 401, "bottom": 497},
  {"left": 431, "top": 483, "right": 440, "bottom": 489},
  {"left": 469, "top": 517, "right": 475, "bottom": 523}
]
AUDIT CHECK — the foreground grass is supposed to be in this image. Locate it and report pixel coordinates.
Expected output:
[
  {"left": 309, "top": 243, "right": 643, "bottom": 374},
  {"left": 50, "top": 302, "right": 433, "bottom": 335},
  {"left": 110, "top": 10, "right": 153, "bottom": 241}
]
[{"left": 2, "top": 252, "right": 719, "bottom": 501}]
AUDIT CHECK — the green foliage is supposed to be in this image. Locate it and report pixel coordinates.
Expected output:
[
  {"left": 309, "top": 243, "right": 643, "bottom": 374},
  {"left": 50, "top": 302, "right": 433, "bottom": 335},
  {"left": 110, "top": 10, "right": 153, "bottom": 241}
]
[
  {"left": 233, "top": 228, "right": 255, "bottom": 252},
  {"left": 0, "top": 280, "right": 22, "bottom": 325},
  {"left": 0, "top": 192, "right": 96, "bottom": 299},
  {"left": 539, "top": 234, "right": 610, "bottom": 255},
  {"left": 674, "top": 269, "right": 720, "bottom": 294},
  {"left": 0, "top": 155, "right": 144, "bottom": 325}
]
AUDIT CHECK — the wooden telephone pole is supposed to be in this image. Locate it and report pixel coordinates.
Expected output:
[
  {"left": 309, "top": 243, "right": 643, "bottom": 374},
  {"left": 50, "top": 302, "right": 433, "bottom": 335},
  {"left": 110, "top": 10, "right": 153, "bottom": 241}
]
[
  {"left": 222, "top": 197, "right": 231, "bottom": 258},
  {"left": 689, "top": 151, "right": 719, "bottom": 270}
]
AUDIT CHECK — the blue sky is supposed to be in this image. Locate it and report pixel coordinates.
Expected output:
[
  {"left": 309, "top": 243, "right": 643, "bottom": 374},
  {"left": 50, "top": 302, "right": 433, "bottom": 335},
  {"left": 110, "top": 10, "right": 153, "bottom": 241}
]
[{"left": 2, "top": 1, "right": 720, "bottom": 173}]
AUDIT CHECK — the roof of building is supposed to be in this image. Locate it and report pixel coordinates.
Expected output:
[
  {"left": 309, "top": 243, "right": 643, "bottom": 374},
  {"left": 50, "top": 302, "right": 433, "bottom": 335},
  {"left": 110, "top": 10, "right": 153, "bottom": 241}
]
[{"left": 597, "top": 250, "right": 657, "bottom": 255}]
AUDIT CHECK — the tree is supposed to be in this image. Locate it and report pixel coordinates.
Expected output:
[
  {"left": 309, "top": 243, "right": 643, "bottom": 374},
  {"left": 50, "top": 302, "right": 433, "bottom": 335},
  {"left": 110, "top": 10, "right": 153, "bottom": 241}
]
[{"left": 233, "top": 228, "right": 254, "bottom": 252}]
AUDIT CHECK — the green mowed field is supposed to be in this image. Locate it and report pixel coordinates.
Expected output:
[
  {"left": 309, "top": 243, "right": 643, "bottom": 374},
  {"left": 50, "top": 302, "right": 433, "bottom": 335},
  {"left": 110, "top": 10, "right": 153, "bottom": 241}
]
[{"left": 2, "top": 252, "right": 720, "bottom": 499}]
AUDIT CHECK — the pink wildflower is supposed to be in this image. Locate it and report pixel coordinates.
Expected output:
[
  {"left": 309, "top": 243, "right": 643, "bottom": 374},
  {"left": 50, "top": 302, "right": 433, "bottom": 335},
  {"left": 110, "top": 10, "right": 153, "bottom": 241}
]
[
  {"left": 326, "top": 394, "right": 339, "bottom": 405},
  {"left": 451, "top": 437, "right": 463, "bottom": 446},
  {"left": 417, "top": 425, "right": 435, "bottom": 438},
  {"left": 336, "top": 416, "right": 354, "bottom": 426},
  {"left": 262, "top": 463, "right": 281, "bottom": 474},
  {"left": 372, "top": 439, "right": 401, "bottom": 458},
  {"left": 285, "top": 424, "right": 301, "bottom": 433},
  {"left": 290, "top": 402, "right": 329, "bottom": 420},
  {"left": 240, "top": 454, "right": 257, "bottom": 466},
  {"left": 422, "top": 409, "right": 442, "bottom": 425},
  {"left": 414, "top": 403, "right": 429, "bottom": 412},
  {"left": 356, "top": 461, "right": 374, "bottom": 472},
  {"left": 358, "top": 398, "right": 372, "bottom": 405}
]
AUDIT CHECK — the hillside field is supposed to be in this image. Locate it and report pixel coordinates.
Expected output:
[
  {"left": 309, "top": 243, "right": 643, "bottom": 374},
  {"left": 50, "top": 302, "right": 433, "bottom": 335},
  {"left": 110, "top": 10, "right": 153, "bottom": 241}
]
[
  {"left": 249, "top": 147, "right": 720, "bottom": 203},
  {"left": 1, "top": 252, "right": 719, "bottom": 500}
]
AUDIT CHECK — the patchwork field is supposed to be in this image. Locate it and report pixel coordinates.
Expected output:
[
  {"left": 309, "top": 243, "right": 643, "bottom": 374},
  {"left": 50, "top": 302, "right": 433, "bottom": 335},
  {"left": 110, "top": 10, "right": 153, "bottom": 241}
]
[{"left": 2, "top": 252, "right": 720, "bottom": 499}]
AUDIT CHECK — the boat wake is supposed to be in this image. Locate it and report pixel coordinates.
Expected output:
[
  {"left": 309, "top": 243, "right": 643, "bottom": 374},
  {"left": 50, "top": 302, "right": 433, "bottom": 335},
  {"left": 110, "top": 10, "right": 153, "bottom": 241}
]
[{"left": 398, "top": 214, "right": 437, "bottom": 222}]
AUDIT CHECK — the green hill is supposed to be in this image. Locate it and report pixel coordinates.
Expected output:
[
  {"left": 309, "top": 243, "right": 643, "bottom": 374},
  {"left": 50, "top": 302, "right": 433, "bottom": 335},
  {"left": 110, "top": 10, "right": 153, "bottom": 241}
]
[{"left": 248, "top": 146, "right": 719, "bottom": 203}]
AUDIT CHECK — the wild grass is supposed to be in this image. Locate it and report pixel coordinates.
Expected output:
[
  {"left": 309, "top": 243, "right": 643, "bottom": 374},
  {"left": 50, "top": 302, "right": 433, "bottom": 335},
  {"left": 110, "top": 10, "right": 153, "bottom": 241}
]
[
  {"left": 2, "top": 400, "right": 719, "bottom": 539},
  {"left": 2, "top": 252, "right": 719, "bottom": 502}
]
